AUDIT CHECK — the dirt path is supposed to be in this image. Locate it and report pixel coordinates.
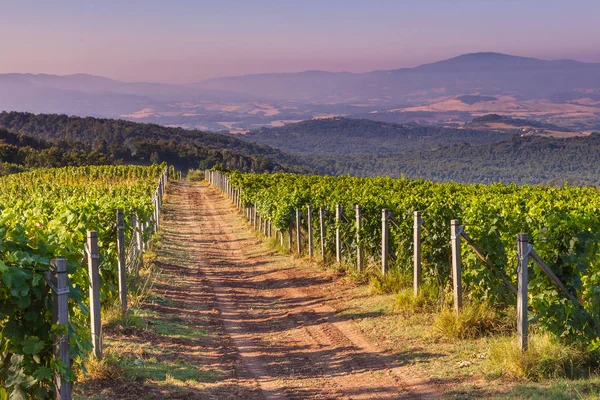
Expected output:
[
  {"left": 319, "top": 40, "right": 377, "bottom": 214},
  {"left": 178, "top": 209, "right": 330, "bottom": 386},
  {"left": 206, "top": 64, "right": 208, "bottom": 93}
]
[{"left": 142, "top": 180, "right": 436, "bottom": 399}]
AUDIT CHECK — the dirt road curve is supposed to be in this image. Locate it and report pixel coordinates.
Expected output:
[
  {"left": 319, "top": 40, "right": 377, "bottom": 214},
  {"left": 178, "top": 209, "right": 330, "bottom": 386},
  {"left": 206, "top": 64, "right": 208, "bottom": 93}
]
[{"left": 156, "top": 181, "right": 437, "bottom": 399}]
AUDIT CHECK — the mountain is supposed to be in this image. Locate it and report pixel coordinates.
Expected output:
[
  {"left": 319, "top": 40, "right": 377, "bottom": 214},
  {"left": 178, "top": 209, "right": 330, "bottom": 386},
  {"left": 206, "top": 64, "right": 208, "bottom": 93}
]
[
  {"left": 236, "top": 118, "right": 512, "bottom": 154},
  {"left": 0, "top": 73, "right": 249, "bottom": 117},
  {"left": 196, "top": 52, "right": 600, "bottom": 102},
  {"left": 2, "top": 52, "right": 600, "bottom": 130}
]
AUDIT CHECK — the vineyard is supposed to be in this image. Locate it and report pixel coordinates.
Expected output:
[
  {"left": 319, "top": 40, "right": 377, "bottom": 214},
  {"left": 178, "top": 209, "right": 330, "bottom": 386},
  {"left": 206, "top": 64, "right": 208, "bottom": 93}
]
[
  {"left": 0, "top": 165, "right": 167, "bottom": 398},
  {"left": 217, "top": 171, "right": 600, "bottom": 347}
]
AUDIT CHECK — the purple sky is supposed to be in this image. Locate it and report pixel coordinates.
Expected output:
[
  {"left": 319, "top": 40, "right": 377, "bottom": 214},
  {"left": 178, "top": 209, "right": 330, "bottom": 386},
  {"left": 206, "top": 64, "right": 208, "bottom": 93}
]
[{"left": 1, "top": 0, "right": 599, "bottom": 83}]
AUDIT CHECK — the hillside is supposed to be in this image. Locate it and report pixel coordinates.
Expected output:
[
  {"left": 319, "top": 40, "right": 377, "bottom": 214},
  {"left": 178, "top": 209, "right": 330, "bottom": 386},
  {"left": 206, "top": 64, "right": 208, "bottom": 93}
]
[
  {"left": 0, "top": 111, "right": 305, "bottom": 173},
  {"left": 237, "top": 118, "right": 512, "bottom": 154},
  {"left": 466, "top": 114, "right": 573, "bottom": 132},
  {"left": 301, "top": 133, "right": 600, "bottom": 185}
]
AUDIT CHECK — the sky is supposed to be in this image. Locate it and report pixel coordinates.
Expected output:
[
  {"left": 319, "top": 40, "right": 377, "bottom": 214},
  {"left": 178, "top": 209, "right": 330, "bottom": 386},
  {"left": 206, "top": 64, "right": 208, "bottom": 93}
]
[{"left": 1, "top": 0, "right": 600, "bottom": 83}]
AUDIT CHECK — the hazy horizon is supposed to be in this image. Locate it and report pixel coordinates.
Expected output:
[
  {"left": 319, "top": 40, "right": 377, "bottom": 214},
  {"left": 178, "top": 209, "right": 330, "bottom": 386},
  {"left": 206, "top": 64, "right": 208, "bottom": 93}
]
[{"left": 2, "top": 0, "right": 600, "bottom": 84}]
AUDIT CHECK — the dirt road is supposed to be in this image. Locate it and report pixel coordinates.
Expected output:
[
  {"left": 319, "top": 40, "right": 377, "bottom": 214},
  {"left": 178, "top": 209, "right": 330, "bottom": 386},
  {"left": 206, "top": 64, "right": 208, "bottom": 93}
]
[{"left": 80, "top": 181, "right": 440, "bottom": 399}]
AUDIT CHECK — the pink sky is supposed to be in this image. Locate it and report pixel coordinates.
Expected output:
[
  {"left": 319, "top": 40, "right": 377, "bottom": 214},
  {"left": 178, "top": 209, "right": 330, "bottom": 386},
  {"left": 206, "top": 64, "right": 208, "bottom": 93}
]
[{"left": 1, "top": 1, "right": 599, "bottom": 83}]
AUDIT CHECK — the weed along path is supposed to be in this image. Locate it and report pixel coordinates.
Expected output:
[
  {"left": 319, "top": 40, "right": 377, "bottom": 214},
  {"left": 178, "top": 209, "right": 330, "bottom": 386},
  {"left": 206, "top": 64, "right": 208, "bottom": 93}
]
[{"left": 158, "top": 180, "right": 439, "bottom": 399}]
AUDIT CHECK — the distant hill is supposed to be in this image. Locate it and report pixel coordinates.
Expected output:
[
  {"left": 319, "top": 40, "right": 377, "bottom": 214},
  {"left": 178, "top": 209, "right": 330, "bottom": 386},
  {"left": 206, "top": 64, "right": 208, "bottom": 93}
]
[
  {"left": 2, "top": 52, "right": 600, "bottom": 130},
  {"left": 301, "top": 133, "right": 600, "bottom": 185},
  {"left": 0, "top": 112, "right": 305, "bottom": 173},
  {"left": 2, "top": 111, "right": 600, "bottom": 186},
  {"left": 467, "top": 114, "right": 573, "bottom": 132},
  {"left": 0, "top": 126, "right": 115, "bottom": 175},
  {"left": 236, "top": 118, "right": 512, "bottom": 154}
]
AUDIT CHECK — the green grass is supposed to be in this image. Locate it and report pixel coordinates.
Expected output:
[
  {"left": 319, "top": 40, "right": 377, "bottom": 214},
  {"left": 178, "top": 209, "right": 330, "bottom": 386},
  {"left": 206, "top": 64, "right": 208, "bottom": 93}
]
[{"left": 117, "top": 356, "right": 221, "bottom": 383}]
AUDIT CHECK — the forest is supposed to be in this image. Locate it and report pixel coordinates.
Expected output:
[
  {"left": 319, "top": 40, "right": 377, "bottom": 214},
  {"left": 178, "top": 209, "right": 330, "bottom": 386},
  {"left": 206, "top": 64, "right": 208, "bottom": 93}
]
[
  {"left": 1, "top": 111, "right": 600, "bottom": 185},
  {"left": 0, "top": 112, "right": 300, "bottom": 174}
]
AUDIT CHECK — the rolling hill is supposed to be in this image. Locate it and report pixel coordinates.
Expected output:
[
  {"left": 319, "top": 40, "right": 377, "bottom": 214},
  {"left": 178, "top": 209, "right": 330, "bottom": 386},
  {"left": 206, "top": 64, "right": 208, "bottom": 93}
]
[{"left": 236, "top": 118, "right": 513, "bottom": 154}]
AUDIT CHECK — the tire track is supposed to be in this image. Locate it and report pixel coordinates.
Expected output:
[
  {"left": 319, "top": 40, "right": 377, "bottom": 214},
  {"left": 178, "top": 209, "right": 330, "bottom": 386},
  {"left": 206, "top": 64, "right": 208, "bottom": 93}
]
[{"left": 176, "top": 181, "right": 437, "bottom": 399}]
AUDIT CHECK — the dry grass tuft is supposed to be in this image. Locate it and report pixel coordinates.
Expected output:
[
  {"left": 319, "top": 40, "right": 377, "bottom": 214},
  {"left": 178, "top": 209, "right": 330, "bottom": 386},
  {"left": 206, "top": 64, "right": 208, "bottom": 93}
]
[
  {"left": 487, "top": 332, "right": 594, "bottom": 380},
  {"left": 79, "top": 352, "right": 123, "bottom": 382},
  {"left": 433, "top": 302, "right": 512, "bottom": 339},
  {"left": 395, "top": 284, "right": 442, "bottom": 315},
  {"left": 369, "top": 268, "right": 411, "bottom": 294}
]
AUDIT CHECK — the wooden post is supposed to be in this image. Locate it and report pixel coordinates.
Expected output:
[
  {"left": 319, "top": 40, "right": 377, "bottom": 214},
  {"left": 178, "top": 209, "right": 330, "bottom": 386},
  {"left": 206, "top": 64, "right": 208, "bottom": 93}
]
[
  {"left": 451, "top": 219, "right": 462, "bottom": 313},
  {"left": 86, "top": 232, "right": 102, "bottom": 360},
  {"left": 517, "top": 233, "right": 529, "bottom": 351},
  {"left": 336, "top": 204, "right": 342, "bottom": 264},
  {"left": 136, "top": 218, "right": 144, "bottom": 271},
  {"left": 253, "top": 206, "right": 257, "bottom": 229},
  {"left": 50, "top": 258, "right": 71, "bottom": 399},
  {"left": 117, "top": 209, "right": 128, "bottom": 315},
  {"left": 152, "top": 197, "right": 158, "bottom": 233},
  {"left": 319, "top": 207, "right": 326, "bottom": 262},
  {"left": 414, "top": 211, "right": 422, "bottom": 297},
  {"left": 381, "top": 209, "right": 389, "bottom": 275},
  {"left": 296, "top": 209, "right": 302, "bottom": 254},
  {"left": 288, "top": 223, "right": 293, "bottom": 251},
  {"left": 307, "top": 205, "right": 313, "bottom": 258},
  {"left": 130, "top": 214, "right": 141, "bottom": 278},
  {"left": 280, "top": 230, "right": 284, "bottom": 247},
  {"left": 356, "top": 205, "right": 363, "bottom": 271}
]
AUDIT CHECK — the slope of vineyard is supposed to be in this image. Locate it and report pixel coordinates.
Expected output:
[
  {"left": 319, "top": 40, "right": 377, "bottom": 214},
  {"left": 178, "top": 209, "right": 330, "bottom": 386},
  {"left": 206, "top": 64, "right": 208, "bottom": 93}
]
[
  {"left": 230, "top": 172, "right": 600, "bottom": 344},
  {"left": 0, "top": 165, "right": 163, "bottom": 397}
]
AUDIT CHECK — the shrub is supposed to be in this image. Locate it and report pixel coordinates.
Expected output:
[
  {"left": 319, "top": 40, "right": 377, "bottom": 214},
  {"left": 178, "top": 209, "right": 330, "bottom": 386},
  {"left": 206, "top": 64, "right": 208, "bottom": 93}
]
[{"left": 186, "top": 169, "right": 204, "bottom": 182}]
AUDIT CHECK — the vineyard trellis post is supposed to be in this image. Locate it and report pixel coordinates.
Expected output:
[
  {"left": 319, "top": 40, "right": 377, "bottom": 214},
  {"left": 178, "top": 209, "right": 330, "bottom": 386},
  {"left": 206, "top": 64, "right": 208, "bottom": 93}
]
[
  {"left": 517, "top": 233, "right": 530, "bottom": 351},
  {"left": 136, "top": 217, "right": 144, "bottom": 272},
  {"left": 451, "top": 219, "right": 463, "bottom": 313},
  {"left": 253, "top": 206, "right": 257, "bottom": 229},
  {"left": 49, "top": 258, "right": 71, "bottom": 400},
  {"left": 319, "top": 207, "right": 326, "bottom": 261},
  {"left": 86, "top": 231, "right": 102, "bottom": 360},
  {"left": 307, "top": 205, "right": 313, "bottom": 258},
  {"left": 414, "top": 211, "right": 422, "bottom": 297},
  {"left": 381, "top": 209, "right": 389, "bottom": 275},
  {"left": 296, "top": 209, "right": 302, "bottom": 254},
  {"left": 336, "top": 204, "right": 342, "bottom": 263},
  {"left": 130, "top": 213, "right": 140, "bottom": 278},
  {"left": 117, "top": 209, "right": 128, "bottom": 315},
  {"left": 356, "top": 205, "right": 363, "bottom": 271},
  {"left": 288, "top": 223, "right": 293, "bottom": 251}
]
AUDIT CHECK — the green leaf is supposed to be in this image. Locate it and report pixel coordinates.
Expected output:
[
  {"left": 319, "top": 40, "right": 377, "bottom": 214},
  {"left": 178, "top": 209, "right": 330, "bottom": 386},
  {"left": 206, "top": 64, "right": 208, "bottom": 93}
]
[
  {"left": 32, "top": 366, "right": 52, "bottom": 382},
  {"left": 21, "top": 336, "right": 45, "bottom": 355}
]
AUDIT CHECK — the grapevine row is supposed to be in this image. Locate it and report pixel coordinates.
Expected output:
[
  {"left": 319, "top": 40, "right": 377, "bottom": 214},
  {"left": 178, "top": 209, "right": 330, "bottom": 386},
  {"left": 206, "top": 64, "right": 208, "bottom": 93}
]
[{"left": 208, "top": 170, "right": 600, "bottom": 346}]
